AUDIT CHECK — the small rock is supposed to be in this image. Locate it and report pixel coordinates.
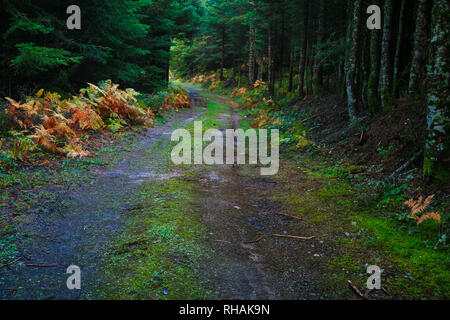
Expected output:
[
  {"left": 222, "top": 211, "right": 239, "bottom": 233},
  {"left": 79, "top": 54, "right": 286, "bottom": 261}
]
[{"left": 234, "top": 206, "right": 241, "bottom": 210}]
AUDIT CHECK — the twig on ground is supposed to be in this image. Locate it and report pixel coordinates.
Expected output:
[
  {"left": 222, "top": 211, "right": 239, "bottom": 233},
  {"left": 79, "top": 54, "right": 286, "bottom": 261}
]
[
  {"left": 25, "top": 263, "right": 57, "bottom": 268},
  {"left": 0, "top": 256, "right": 22, "bottom": 269},
  {"left": 381, "top": 287, "right": 390, "bottom": 296},
  {"left": 275, "top": 213, "right": 303, "bottom": 221},
  {"left": 243, "top": 236, "right": 265, "bottom": 244},
  {"left": 272, "top": 234, "right": 315, "bottom": 240},
  {"left": 348, "top": 280, "right": 369, "bottom": 300},
  {"left": 215, "top": 240, "right": 232, "bottom": 244}
]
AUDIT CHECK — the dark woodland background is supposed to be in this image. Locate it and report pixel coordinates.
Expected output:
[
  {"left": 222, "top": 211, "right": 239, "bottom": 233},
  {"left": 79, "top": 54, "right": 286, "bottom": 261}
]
[{"left": 0, "top": 0, "right": 448, "bottom": 180}]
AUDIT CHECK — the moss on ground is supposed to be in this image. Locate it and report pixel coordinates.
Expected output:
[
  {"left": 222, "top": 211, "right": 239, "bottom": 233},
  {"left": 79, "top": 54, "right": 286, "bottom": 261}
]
[
  {"left": 97, "top": 178, "right": 214, "bottom": 299},
  {"left": 271, "top": 155, "right": 449, "bottom": 299}
]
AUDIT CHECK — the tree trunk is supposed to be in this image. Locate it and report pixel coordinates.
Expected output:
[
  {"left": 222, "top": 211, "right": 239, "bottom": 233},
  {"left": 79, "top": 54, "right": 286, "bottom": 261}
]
[
  {"left": 288, "top": 44, "right": 294, "bottom": 92},
  {"left": 278, "top": 10, "right": 286, "bottom": 90},
  {"left": 393, "top": 0, "right": 406, "bottom": 97},
  {"left": 345, "top": 0, "right": 362, "bottom": 123},
  {"left": 257, "top": 53, "right": 263, "bottom": 81},
  {"left": 409, "top": 0, "right": 432, "bottom": 96},
  {"left": 379, "top": 0, "right": 395, "bottom": 110},
  {"left": 314, "top": 0, "right": 325, "bottom": 92},
  {"left": 368, "top": 23, "right": 382, "bottom": 114},
  {"left": 220, "top": 26, "right": 225, "bottom": 81},
  {"left": 268, "top": 22, "right": 274, "bottom": 95},
  {"left": 307, "top": 37, "right": 314, "bottom": 96},
  {"left": 423, "top": 0, "right": 449, "bottom": 177},
  {"left": 248, "top": 26, "right": 256, "bottom": 86},
  {"left": 297, "top": 0, "right": 310, "bottom": 97}
]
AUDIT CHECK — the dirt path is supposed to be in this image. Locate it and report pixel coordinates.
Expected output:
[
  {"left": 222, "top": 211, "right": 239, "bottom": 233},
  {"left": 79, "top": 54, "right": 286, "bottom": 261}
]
[
  {"left": 0, "top": 92, "right": 207, "bottom": 299},
  {"left": 181, "top": 90, "right": 329, "bottom": 299},
  {"left": 1, "top": 88, "right": 335, "bottom": 299}
]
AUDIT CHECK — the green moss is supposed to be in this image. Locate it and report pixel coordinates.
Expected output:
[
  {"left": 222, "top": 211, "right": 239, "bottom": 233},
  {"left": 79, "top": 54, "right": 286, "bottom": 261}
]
[
  {"left": 98, "top": 178, "right": 214, "bottom": 300},
  {"left": 317, "top": 181, "right": 353, "bottom": 198}
]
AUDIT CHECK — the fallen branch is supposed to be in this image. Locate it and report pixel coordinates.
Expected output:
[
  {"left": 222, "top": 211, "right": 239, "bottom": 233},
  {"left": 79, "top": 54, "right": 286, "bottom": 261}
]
[
  {"left": 381, "top": 287, "right": 390, "bottom": 296},
  {"left": 348, "top": 280, "right": 369, "bottom": 300},
  {"left": 25, "top": 263, "right": 57, "bottom": 268},
  {"left": 243, "top": 236, "right": 265, "bottom": 244},
  {"left": 388, "top": 151, "right": 422, "bottom": 181},
  {"left": 272, "top": 234, "right": 315, "bottom": 240},
  {"left": 358, "top": 129, "right": 366, "bottom": 145},
  {"left": 0, "top": 256, "right": 22, "bottom": 269},
  {"left": 275, "top": 213, "right": 303, "bottom": 221},
  {"left": 215, "top": 240, "right": 232, "bottom": 244}
]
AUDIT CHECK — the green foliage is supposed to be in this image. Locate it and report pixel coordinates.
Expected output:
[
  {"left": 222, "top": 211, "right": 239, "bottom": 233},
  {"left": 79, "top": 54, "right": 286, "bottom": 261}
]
[
  {"left": 3, "top": 10, "right": 54, "bottom": 38},
  {"left": 10, "top": 43, "right": 83, "bottom": 76},
  {"left": 106, "top": 118, "right": 127, "bottom": 133},
  {"left": 376, "top": 143, "right": 394, "bottom": 157},
  {"left": 0, "top": 0, "right": 202, "bottom": 93},
  {"left": 378, "top": 183, "right": 407, "bottom": 207}
]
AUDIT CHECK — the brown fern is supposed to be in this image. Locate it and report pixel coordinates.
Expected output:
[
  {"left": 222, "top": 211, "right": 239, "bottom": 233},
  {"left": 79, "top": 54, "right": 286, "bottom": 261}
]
[
  {"left": 417, "top": 212, "right": 441, "bottom": 225},
  {"left": 404, "top": 195, "right": 441, "bottom": 226},
  {"left": 404, "top": 195, "right": 434, "bottom": 216}
]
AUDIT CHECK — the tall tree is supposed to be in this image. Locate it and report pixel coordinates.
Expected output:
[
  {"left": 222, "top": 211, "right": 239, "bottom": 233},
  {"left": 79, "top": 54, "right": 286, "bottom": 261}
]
[
  {"left": 297, "top": 0, "right": 310, "bottom": 97},
  {"left": 345, "top": 0, "right": 362, "bottom": 123},
  {"left": 409, "top": 0, "right": 433, "bottom": 96},
  {"left": 379, "top": 0, "right": 395, "bottom": 110},
  {"left": 423, "top": 0, "right": 450, "bottom": 177}
]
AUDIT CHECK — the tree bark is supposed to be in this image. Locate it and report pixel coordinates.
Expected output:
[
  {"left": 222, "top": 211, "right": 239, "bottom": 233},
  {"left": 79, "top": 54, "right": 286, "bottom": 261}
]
[
  {"left": 297, "top": 0, "right": 310, "bottom": 97},
  {"left": 314, "top": 0, "right": 325, "bottom": 91},
  {"left": 288, "top": 44, "right": 294, "bottom": 92},
  {"left": 424, "top": 0, "right": 449, "bottom": 177},
  {"left": 379, "top": 0, "right": 395, "bottom": 110},
  {"left": 393, "top": 0, "right": 406, "bottom": 97},
  {"left": 409, "top": 0, "right": 432, "bottom": 96},
  {"left": 248, "top": 25, "right": 256, "bottom": 86},
  {"left": 368, "top": 24, "right": 382, "bottom": 114},
  {"left": 220, "top": 26, "right": 225, "bottom": 81},
  {"left": 345, "top": 0, "right": 362, "bottom": 123},
  {"left": 268, "top": 22, "right": 274, "bottom": 95},
  {"left": 257, "top": 53, "right": 263, "bottom": 81}
]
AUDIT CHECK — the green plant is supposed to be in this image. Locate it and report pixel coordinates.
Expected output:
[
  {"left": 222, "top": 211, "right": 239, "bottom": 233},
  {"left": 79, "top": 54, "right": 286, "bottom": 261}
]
[
  {"left": 377, "top": 144, "right": 394, "bottom": 157},
  {"left": 378, "top": 184, "right": 407, "bottom": 207},
  {"left": 106, "top": 118, "right": 127, "bottom": 132},
  {"left": 7, "top": 131, "right": 34, "bottom": 161}
]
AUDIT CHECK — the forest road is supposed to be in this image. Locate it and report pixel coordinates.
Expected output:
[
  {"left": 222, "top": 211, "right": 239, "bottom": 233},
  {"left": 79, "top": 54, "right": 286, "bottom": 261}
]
[{"left": 0, "top": 87, "right": 331, "bottom": 299}]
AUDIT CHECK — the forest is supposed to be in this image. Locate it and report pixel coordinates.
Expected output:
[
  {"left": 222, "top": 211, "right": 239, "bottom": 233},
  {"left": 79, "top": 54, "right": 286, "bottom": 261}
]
[{"left": 0, "top": 0, "right": 448, "bottom": 301}]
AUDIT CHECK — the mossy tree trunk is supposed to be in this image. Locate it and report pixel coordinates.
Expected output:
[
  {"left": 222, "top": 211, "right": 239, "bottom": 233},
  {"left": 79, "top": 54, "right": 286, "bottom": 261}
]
[
  {"left": 424, "top": 0, "right": 450, "bottom": 177},
  {"left": 345, "top": 0, "right": 362, "bottom": 123}
]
